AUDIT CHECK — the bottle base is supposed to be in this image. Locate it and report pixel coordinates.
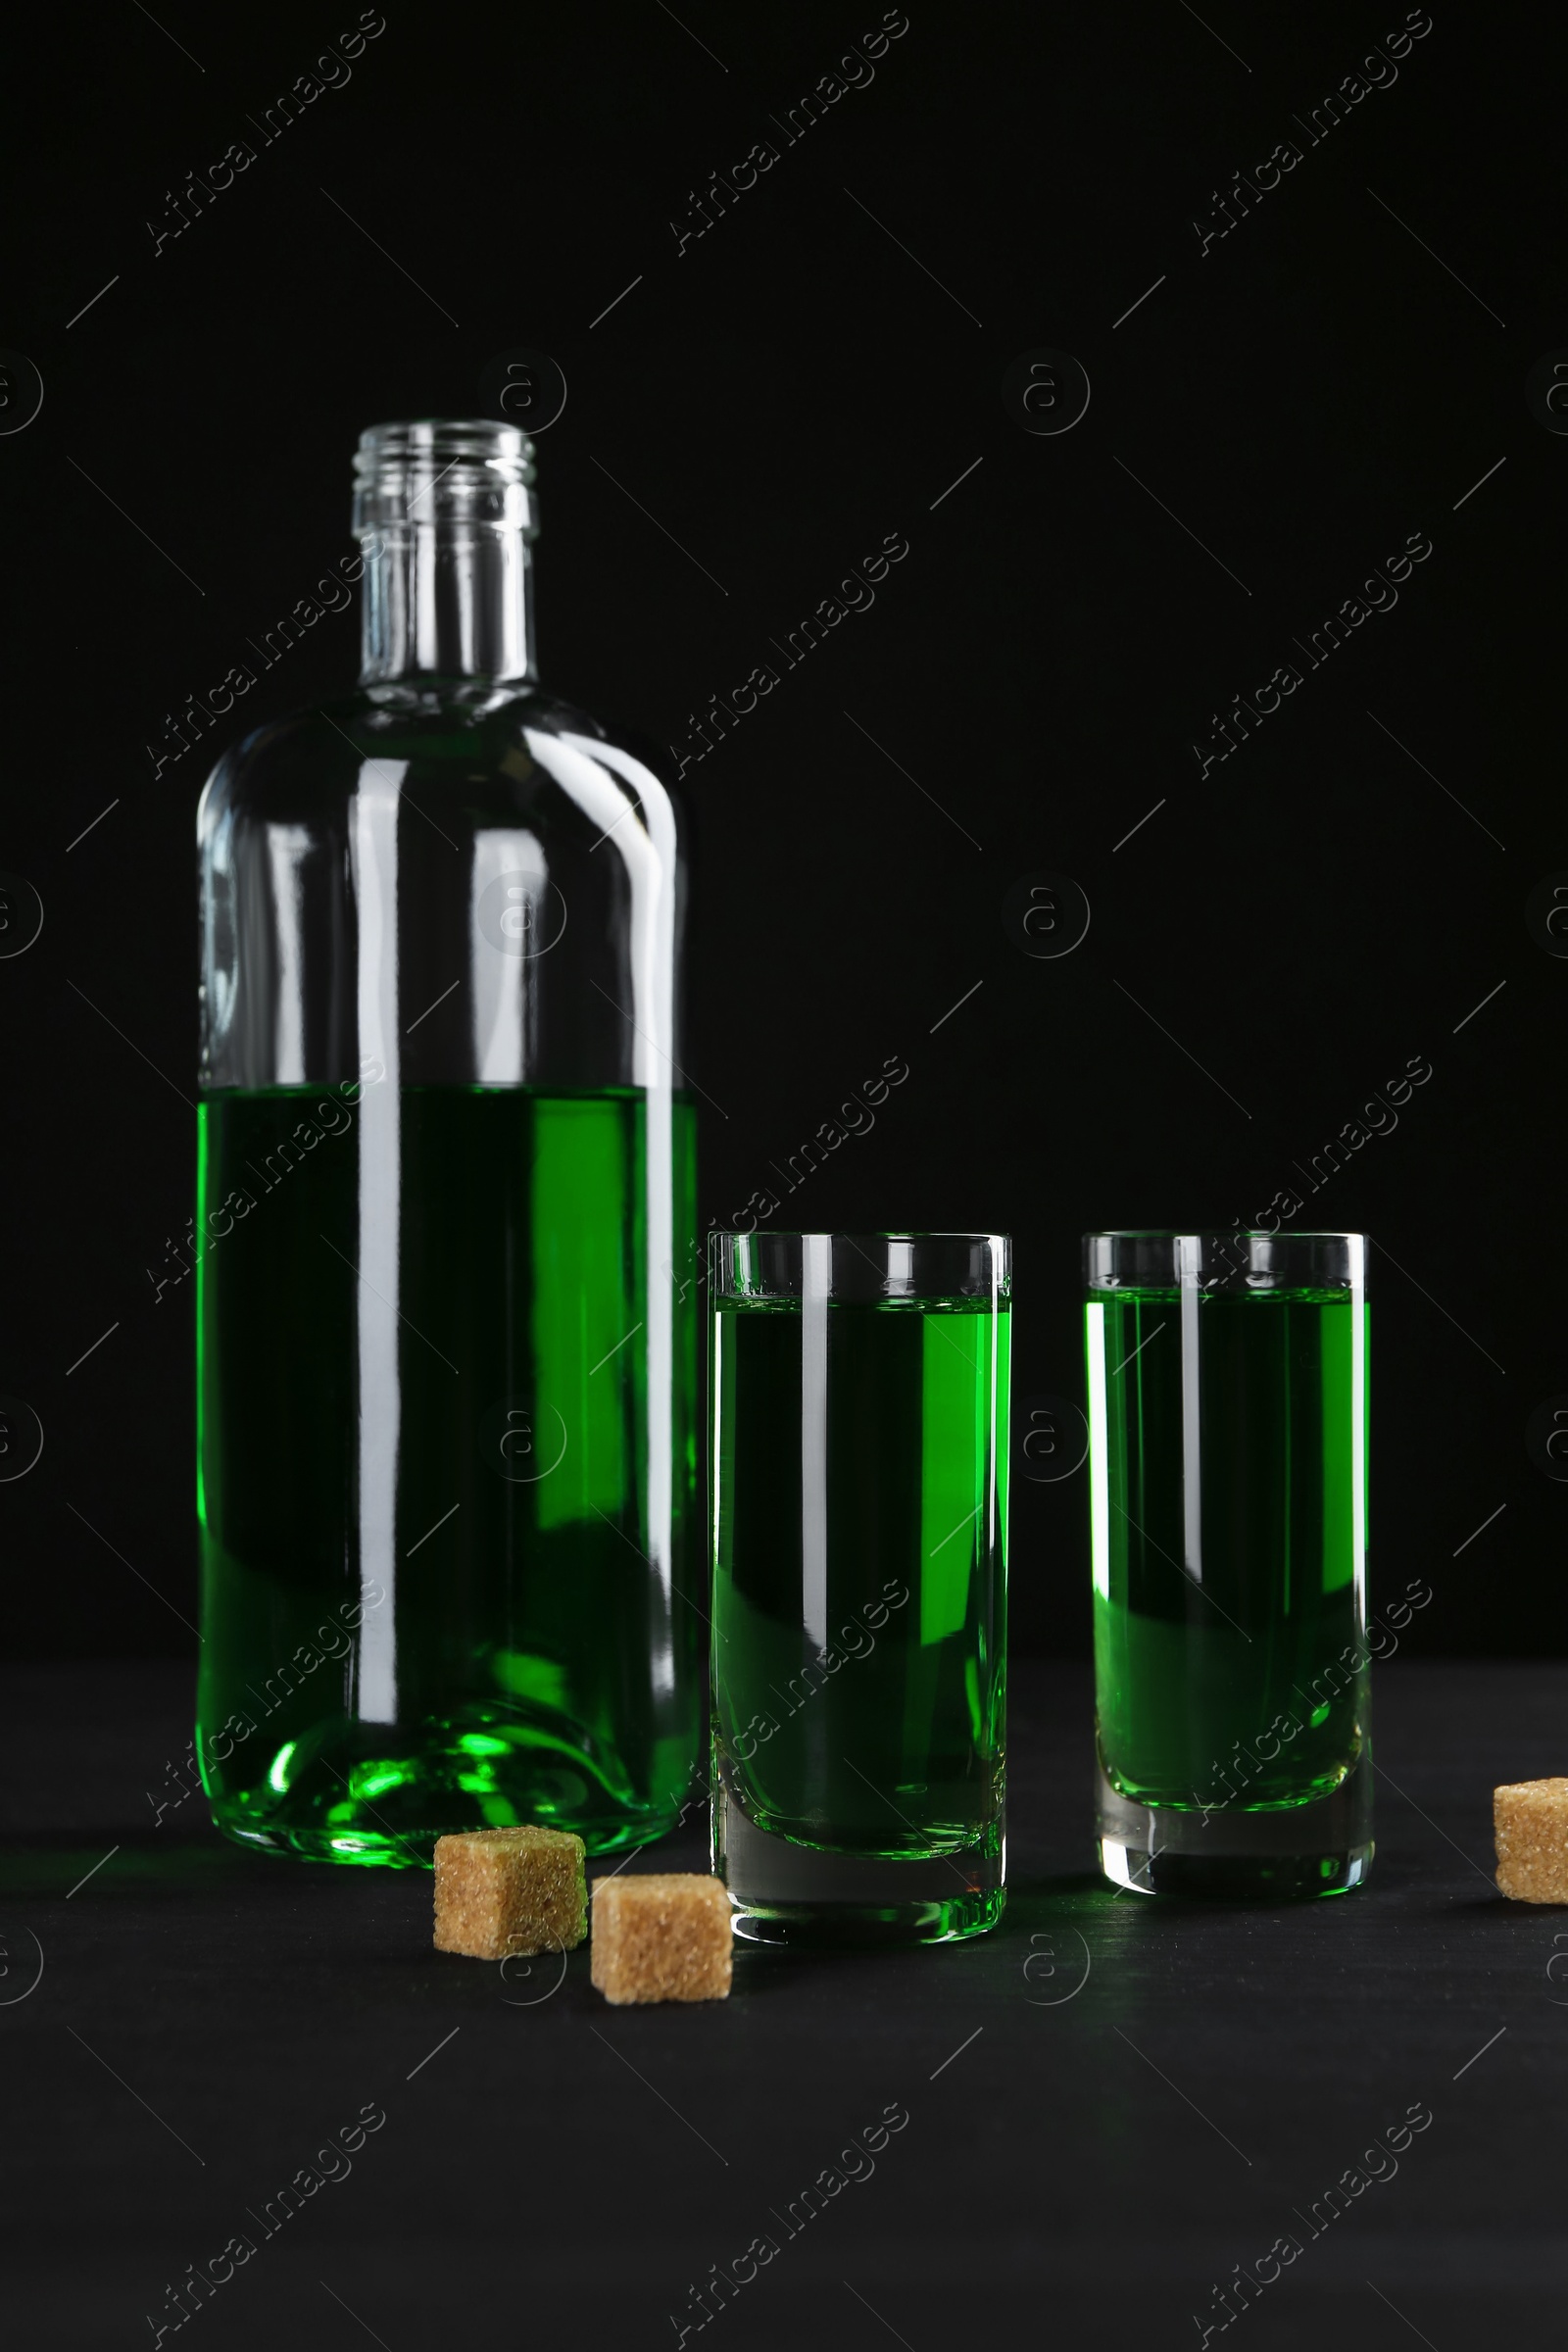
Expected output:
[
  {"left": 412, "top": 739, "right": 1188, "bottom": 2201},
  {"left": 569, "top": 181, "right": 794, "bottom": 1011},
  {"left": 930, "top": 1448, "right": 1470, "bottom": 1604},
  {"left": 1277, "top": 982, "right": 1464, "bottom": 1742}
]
[
  {"left": 210, "top": 1804, "right": 679, "bottom": 1869},
  {"left": 1097, "top": 1757, "right": 1372, "bottom": 1899},
  {"left": 715, "top": 1780, "right": 1004, "bottom": 1945}
]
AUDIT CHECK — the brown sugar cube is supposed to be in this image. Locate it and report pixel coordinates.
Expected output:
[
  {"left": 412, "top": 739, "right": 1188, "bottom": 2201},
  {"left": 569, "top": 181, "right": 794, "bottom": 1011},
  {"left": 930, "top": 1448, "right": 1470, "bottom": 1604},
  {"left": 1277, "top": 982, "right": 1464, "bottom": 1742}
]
[
  {"left": 433, "top": 1826, "right": 587, "bottom": 1960},
  {"left": 1494, "top": 1780, "right": 1568, "bottom": 1903},
  {"left": 589, "top": 1873, "right": 732, "bottom": 2005}
]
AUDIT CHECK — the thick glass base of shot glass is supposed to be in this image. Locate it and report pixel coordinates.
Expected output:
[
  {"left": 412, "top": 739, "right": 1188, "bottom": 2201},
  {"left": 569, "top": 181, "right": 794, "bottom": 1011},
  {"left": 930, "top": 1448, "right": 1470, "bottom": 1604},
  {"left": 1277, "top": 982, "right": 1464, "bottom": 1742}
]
[
  {"left": 1097, "top": 1754, "right": 1373, "bottom": 1900},
  {"left": 715, "top": 1776, "right": 1004, "bottom": 1947}
]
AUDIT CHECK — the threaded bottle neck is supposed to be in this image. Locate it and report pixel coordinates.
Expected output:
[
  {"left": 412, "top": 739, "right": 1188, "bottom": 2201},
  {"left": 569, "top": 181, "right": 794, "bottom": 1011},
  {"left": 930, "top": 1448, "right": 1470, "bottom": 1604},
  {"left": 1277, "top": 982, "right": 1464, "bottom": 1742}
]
[{"left": 352, "top": 419, "right": 538, "bottom": 684}]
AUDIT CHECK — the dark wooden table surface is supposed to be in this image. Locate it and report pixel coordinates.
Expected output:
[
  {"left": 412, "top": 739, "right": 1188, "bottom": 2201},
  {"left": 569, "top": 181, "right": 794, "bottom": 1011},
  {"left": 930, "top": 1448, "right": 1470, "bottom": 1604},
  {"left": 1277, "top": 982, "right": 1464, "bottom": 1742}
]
[{"left": 4, "top": 1657, "right": 1562, "bottom": 2348}]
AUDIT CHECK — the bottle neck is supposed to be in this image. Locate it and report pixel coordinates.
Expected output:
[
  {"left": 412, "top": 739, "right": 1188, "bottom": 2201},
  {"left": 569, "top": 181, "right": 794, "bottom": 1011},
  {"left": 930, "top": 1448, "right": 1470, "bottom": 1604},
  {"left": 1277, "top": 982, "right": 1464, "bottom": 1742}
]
[{"left": 358, "top": 523, "right": 535, "bottom": 685}]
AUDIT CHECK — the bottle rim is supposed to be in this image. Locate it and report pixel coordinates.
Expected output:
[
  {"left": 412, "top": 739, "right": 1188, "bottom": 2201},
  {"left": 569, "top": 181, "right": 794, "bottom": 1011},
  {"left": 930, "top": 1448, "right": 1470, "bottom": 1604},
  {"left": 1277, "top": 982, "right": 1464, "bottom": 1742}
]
[{"left": 351, "top": 418, "right": 537, "bottom": 537}]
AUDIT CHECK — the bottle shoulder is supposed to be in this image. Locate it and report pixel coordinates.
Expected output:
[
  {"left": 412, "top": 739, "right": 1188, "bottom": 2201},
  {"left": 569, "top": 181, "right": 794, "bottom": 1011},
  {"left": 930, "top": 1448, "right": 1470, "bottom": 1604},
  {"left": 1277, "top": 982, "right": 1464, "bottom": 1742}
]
[
  {"left": 197, "top": 681, "right": 685, "bottom": 843},
  {"left": 197, "top": 676, "right": 688, "bottom": 1093}
]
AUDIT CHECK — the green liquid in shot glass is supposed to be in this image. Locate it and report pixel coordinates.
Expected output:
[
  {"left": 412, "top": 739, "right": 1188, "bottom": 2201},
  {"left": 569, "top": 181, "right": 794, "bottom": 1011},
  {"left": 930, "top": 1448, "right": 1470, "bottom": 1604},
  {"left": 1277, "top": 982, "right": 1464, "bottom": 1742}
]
[
  {"left": 1089, "top": 1285, "right": 1367, "bottom": 1814},
  {"left": 711, "top": 1294, "right": 1007, "bottom": 1875}
]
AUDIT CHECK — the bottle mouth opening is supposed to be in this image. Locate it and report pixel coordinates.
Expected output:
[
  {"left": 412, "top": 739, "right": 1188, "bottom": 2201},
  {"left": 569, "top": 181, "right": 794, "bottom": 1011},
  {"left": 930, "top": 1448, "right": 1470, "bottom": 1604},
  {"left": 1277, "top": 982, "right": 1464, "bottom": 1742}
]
[{"left": 351, "top": 418, "right": 537, "bottom": 538}]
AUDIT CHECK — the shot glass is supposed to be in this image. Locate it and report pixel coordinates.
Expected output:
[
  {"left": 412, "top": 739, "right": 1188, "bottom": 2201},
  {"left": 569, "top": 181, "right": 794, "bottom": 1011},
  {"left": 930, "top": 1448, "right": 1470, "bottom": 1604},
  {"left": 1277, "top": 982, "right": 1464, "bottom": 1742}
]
[
  {"left": 710, "top": 1232, "right": 1010, "bottom": 1945},
  {"left": 1087, "top": 1231, "right": 1371, "bottom": 1898}
]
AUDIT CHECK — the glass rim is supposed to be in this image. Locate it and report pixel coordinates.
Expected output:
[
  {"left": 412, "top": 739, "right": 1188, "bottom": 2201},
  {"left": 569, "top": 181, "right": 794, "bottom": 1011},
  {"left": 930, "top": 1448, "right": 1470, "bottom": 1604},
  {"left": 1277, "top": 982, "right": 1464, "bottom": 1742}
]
[
  {"left": 1083, "top": 1227, "right": 1366, "bottom": 1243},
  {"left": 1085, "top": 1228, "right": 1365, "bottom": 1295},
  {"left": 710, "top": 1228, "right": 1009, "bottom": 1244},
  {"left": 711, "top": 1229, "right": 1010, "bottom": 1301}
]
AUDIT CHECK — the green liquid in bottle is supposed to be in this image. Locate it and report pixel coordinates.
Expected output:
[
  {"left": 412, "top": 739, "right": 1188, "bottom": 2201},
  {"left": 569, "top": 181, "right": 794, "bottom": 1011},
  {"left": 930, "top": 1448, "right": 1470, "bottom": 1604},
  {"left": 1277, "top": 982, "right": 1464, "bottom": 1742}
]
[
  {"left": 196, "top": 1082, "right": 699, "bottom": 1863},
  {"left": 1090, "top": 1286, "right": 1367, "bottom": 1813},
  {"left": 711, "top": 1295, "right": 1007, "bottom": 1886}
]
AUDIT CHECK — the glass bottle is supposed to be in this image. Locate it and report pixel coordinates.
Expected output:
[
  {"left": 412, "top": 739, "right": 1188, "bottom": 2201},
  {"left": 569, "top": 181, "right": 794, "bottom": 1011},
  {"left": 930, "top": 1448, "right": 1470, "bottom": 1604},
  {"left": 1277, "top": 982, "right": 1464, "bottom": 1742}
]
[{"left": 195, "top": 420, "right": 699, "bottom": 1864}]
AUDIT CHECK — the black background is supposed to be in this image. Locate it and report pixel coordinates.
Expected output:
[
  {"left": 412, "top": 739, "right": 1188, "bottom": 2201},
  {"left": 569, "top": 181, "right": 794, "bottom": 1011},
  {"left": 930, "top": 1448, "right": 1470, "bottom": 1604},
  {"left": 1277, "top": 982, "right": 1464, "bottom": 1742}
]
[{"left": 2, "top": 0, "right": 1561, "bottom": 1663}]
